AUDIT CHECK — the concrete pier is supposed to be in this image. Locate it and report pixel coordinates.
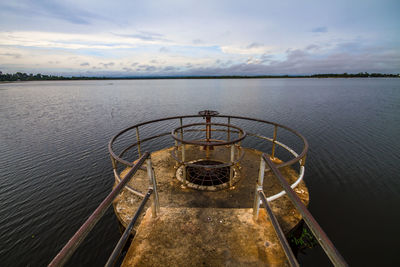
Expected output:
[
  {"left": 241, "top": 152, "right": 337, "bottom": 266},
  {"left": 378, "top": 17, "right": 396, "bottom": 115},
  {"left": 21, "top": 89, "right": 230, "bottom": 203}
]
[{"left": 112, "top": 145, "right": 309, "bottom": 266}]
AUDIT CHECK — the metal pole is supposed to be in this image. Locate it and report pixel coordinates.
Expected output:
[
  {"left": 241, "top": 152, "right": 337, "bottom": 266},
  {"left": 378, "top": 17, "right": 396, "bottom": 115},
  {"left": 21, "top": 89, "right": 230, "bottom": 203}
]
[
  {"left": 259, "top": 191, "right": 300, "bottom": 267},
  {"left": 271, "top": 125, "right": 278, "bottom": 159},
  {"left": 262, "top": 154, "right": 348, "bottom": 267},
  {"left": 181, "top": 144, "right": 186, "bottom": 185},
  {"left": 105, "top": 189, "right": 153, "bottom": 267},
  {"left": 136, "top": 127, "right": 142, "bottom": 157},
  {"left": 110, "top": 155, "right": 117, "bottom": 170},
  {"left": 179, "top": 117, "right": 183, "bottom": 140},
  {"left": 227, "top": 117, "right": 231, "bottom": 142},
  {"left": 253, "top": 157, "right": 266, "bottom": 219},
  {"left": 146, "top": 157, "right": 160, "bottom": 217},
  {"left": 49, "top": 152, "right": 150, "bottom": 267},
  {"left": 229, "top": 144, "right": 235, "bottom": 187}
]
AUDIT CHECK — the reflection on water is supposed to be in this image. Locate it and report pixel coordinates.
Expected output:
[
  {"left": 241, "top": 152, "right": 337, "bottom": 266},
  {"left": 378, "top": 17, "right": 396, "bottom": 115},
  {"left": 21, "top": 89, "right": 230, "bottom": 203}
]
[{"left": 0, "top": 79, "right": 399, "bottom": 266}]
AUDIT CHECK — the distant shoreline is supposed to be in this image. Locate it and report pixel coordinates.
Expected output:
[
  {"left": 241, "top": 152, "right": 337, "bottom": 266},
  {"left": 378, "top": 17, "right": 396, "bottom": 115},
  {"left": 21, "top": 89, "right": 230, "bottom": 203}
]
[{"left": 1, "top": 72, "right": 399, "bottom": 82}]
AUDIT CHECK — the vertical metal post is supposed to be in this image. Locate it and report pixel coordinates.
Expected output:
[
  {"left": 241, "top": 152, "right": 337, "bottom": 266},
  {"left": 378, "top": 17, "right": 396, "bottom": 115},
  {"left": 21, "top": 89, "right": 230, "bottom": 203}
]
[
  {"left": 136, "top": 127, "right": 142, "bottom": 157},
  {"left": 229, "top": 144, "right": 235, "bottom": 187},
  {"left": 181, "top": 144, "right": 186, "bottom": 185},
  {"left": 206, "top": 117, "right": 211, "bottom": 141},
  {"left": 227, "top": 117, "right": 231, "bottom": 142},
  {"left": 253, "top": 157, "right": 266, "bottom": 219},
  {"left": 146, "top": 157, "right": 159, "bottom": 217},
  {"left": 179, "top": 117, "right": 184, "bottom": 140},
  {"left": 110, "top": 156, "right": 117, "bottom": 170},
  {"left": 300, "top": 154, "right": 307, "bottom": 167},
  {"left": 271, "top": 125, "right": 278, "bottom": 159}
]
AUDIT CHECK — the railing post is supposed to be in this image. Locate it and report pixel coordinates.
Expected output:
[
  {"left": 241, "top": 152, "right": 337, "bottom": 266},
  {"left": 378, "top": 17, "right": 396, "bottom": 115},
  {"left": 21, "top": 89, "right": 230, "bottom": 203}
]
[
  {"left": 300, "top": 154, "right": 307, "bottom": 167},
  {"left": 136, "top": 127, "right": 142, "bottom": 157},
  {"left": 227, "top": 117, "right": 231, "bottom": 141},
  {"left": 110, "top": 155, "right": 117, "bottom": 170},
  {"left": 253, "top": 157, "right": 266, "bottom": 219},
  {"left": 181, "top": 144, "right": 186, "bottom": 186},
  {"left": 146, "top": 157, "right": 160, "bottom": 217},
  {"left": 271, "top": 125, "right": 278, "bottom": 159},
  {"left": 229, "top": 144, "right": 235, "bottom": 187},
  {"left": 179, "top": 117, "right": 184, "bottom": 140}
]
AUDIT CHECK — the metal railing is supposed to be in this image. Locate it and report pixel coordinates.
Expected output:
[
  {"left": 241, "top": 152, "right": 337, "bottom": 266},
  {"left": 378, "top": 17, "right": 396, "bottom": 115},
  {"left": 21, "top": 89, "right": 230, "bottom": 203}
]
[
  {"left": 253, "top": 154, "right": 348, "bottom": 267},
  {"left": 109, "top": 113, "right": 308, "bottom": 202},
  {"left": 49, "top": 152, "right": 160, "bottom": 267}
]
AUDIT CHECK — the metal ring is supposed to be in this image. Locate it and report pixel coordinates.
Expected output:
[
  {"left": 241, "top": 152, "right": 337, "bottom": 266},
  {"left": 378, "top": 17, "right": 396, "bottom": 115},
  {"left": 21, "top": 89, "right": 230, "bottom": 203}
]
[{"left": 171, "top": 122, "right": 247, "bottom": 146}]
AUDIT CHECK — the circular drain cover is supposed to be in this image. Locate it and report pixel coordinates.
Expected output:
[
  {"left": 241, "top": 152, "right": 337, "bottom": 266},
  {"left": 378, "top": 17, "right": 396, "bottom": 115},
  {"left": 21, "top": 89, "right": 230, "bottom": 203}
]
[{"left": 186, "top": 160, "right": 230, "bottom": 186}]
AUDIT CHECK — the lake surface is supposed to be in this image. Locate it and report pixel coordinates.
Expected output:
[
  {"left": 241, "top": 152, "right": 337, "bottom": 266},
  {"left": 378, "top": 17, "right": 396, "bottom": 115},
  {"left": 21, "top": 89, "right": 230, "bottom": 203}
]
[{"left": 1, "top": 78, "right": 399, "bottom": 266}]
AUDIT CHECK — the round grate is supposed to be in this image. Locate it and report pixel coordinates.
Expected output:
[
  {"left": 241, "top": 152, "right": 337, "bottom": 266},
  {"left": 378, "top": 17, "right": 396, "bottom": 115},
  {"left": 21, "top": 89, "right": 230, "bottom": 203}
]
[{"left": 186, "top": 160, "right": 230, "bottom": 186}]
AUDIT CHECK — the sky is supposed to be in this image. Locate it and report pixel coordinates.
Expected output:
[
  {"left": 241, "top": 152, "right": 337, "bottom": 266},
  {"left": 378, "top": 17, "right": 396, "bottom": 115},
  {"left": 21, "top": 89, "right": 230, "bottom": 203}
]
[{"left": 0, "top": 0, "right": 399, "bottom": 76}]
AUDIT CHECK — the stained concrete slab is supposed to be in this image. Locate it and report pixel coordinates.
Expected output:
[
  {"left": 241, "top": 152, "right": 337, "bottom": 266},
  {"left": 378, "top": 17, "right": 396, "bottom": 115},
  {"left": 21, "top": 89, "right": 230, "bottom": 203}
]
[
  {"left": 122, "top": 207, "right": 289, "bottom": 267},
  {"left": 113, "top": 145, "right": 309, "bottom": 234}
]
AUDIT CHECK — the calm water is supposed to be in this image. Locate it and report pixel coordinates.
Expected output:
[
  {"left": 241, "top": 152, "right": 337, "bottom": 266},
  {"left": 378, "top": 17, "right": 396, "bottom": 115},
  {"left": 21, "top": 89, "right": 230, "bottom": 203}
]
[{"left": 1, "top": 79, "right": 399, "bottom": 266}]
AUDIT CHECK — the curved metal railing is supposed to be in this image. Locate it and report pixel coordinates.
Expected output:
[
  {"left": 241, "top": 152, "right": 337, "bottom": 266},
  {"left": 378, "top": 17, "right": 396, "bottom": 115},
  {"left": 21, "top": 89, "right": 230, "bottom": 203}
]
[{"left": 108, "top": 113, "right": 308, "bottom": 201}]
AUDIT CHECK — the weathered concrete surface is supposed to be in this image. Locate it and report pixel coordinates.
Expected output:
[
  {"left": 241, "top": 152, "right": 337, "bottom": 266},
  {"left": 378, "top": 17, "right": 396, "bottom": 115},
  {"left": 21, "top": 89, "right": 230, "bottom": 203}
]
[
  {"left": 122, "top": 207, "right": 289, "bottom": 267},
  {"left": 113, "top": 146, "right": 309, "bottom": 233}
]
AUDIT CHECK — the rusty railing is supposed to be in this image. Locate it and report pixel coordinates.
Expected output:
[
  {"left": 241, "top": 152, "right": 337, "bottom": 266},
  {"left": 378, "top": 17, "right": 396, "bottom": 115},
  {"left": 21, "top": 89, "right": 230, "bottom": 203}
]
[
  {"left": 253, "top": 154, "right": 348, "bottom": 267},
  {"left": 49, "top": 152, "right": 159, "bottom": 267}
]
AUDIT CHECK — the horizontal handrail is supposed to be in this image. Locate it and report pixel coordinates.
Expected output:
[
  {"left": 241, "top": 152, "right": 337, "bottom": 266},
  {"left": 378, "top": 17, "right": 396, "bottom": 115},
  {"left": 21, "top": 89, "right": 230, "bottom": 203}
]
[
  {"left": 48, "top": 152, "right": 150, "bottom": 267},
  {"left": 109, "top": 114, "right": 307, "bottom": 169},
  {"left": 261, "top": 154, "right": 348, "bottom": 267},
  {"left": 259, "top": 190, "right": 299, "bottom": 267},
  {"left": 105, "top": 188, "right": 153, "bottom": 267}
]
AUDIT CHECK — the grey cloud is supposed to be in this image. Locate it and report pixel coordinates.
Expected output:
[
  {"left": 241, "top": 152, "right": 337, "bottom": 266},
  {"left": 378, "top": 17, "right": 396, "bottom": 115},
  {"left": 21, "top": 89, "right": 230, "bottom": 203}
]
[
  {"left": 163, "top": 66, "right": 176, "bottom": 71},
  {"left": 100, "top": 62, "right": 115, "bottom": 68},
  {"left": 145, "top": 66, "right": 157, "bottom": 72},
  {"left": 247, "top": 42, "right": 263, "bottom": 49},
  {"left": 0, "top": 53, "right": 21, "bottom": 58},
  {"left": 80, "top": 62, "right": 90, "bottom": 66},
  {"left": 192, "top": 39, "right": 203, "bottom": 44},
  {"left": 131, "top": 62, "right": 138, "bottom": 67},
  {"left": 159, "top": 47, "right": 170, "bottom": 53},
  {"left": 123, "top": 67, "right": 132, "bottom": 72},
  {"left": 312, "top": 27, "right": 328, "bottom": 33},
  {"left": 174, "top": 46, "right": 400, "bottom": 76},
  {"left": 136, "top": 64, "right": 158, "bottom": 72},
  {"left": 306, "top": 44, "right": 320, "bottom": 50}
]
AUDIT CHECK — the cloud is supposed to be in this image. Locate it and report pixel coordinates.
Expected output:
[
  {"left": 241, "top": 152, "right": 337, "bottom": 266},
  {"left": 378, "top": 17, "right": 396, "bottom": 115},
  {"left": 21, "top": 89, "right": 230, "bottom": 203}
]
[
  {"left": 0, "top": 1, "right": 104, "bottom": 25},
  {"left": 159, "top": 47, "right": 170, "bottom": 53},
  {"left": 306, "top": 44, "right": 320, "bottom": 51},
  {"left": 192, "top": 39, "right": 203, "bottom": 44},
  {"left": 80, "top": 62, "right": 90, "bottom": 66},
  {"left": 311, "top": 27, "right": 328, "bottom": 33},
  {"left": 114, "top": 31, "right": 165, "bottom": 41},
  {"left": 246, "top": 42, "right": 264, "bottom": 49},
  {"left": 100, "top": 62, "right": 115, "bottom": 68},
  {"left": 0, "top": 53, "right": 21, "bottom": 58}
]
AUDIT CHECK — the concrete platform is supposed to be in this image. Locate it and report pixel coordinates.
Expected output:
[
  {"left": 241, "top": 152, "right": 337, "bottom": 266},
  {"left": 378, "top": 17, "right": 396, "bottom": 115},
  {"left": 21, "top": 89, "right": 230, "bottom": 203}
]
[
  {"left": 122, "top": 207, "right": 289, "bottom": 267},
  {"left": 112, "top": 145, "right": 309, "bottom": 266},
  {"left": 113, "top": 145, "right": 309, "bottom": 233}
]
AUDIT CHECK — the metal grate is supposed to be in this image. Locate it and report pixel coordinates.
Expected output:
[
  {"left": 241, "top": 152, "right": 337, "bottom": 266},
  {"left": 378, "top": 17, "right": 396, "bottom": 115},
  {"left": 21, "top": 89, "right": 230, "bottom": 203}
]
[{"left": 186, "top": 160, "right": 230, "bottom": 186}]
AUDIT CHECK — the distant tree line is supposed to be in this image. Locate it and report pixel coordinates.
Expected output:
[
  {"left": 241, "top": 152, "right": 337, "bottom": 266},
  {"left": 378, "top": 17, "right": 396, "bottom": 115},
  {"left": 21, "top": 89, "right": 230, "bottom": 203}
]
[
  {"left": 0, "top": 71, "right": 398, "bottom": 81},
  {"left": 0, "top": 72, "right": 107, "bottom": 81}
]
